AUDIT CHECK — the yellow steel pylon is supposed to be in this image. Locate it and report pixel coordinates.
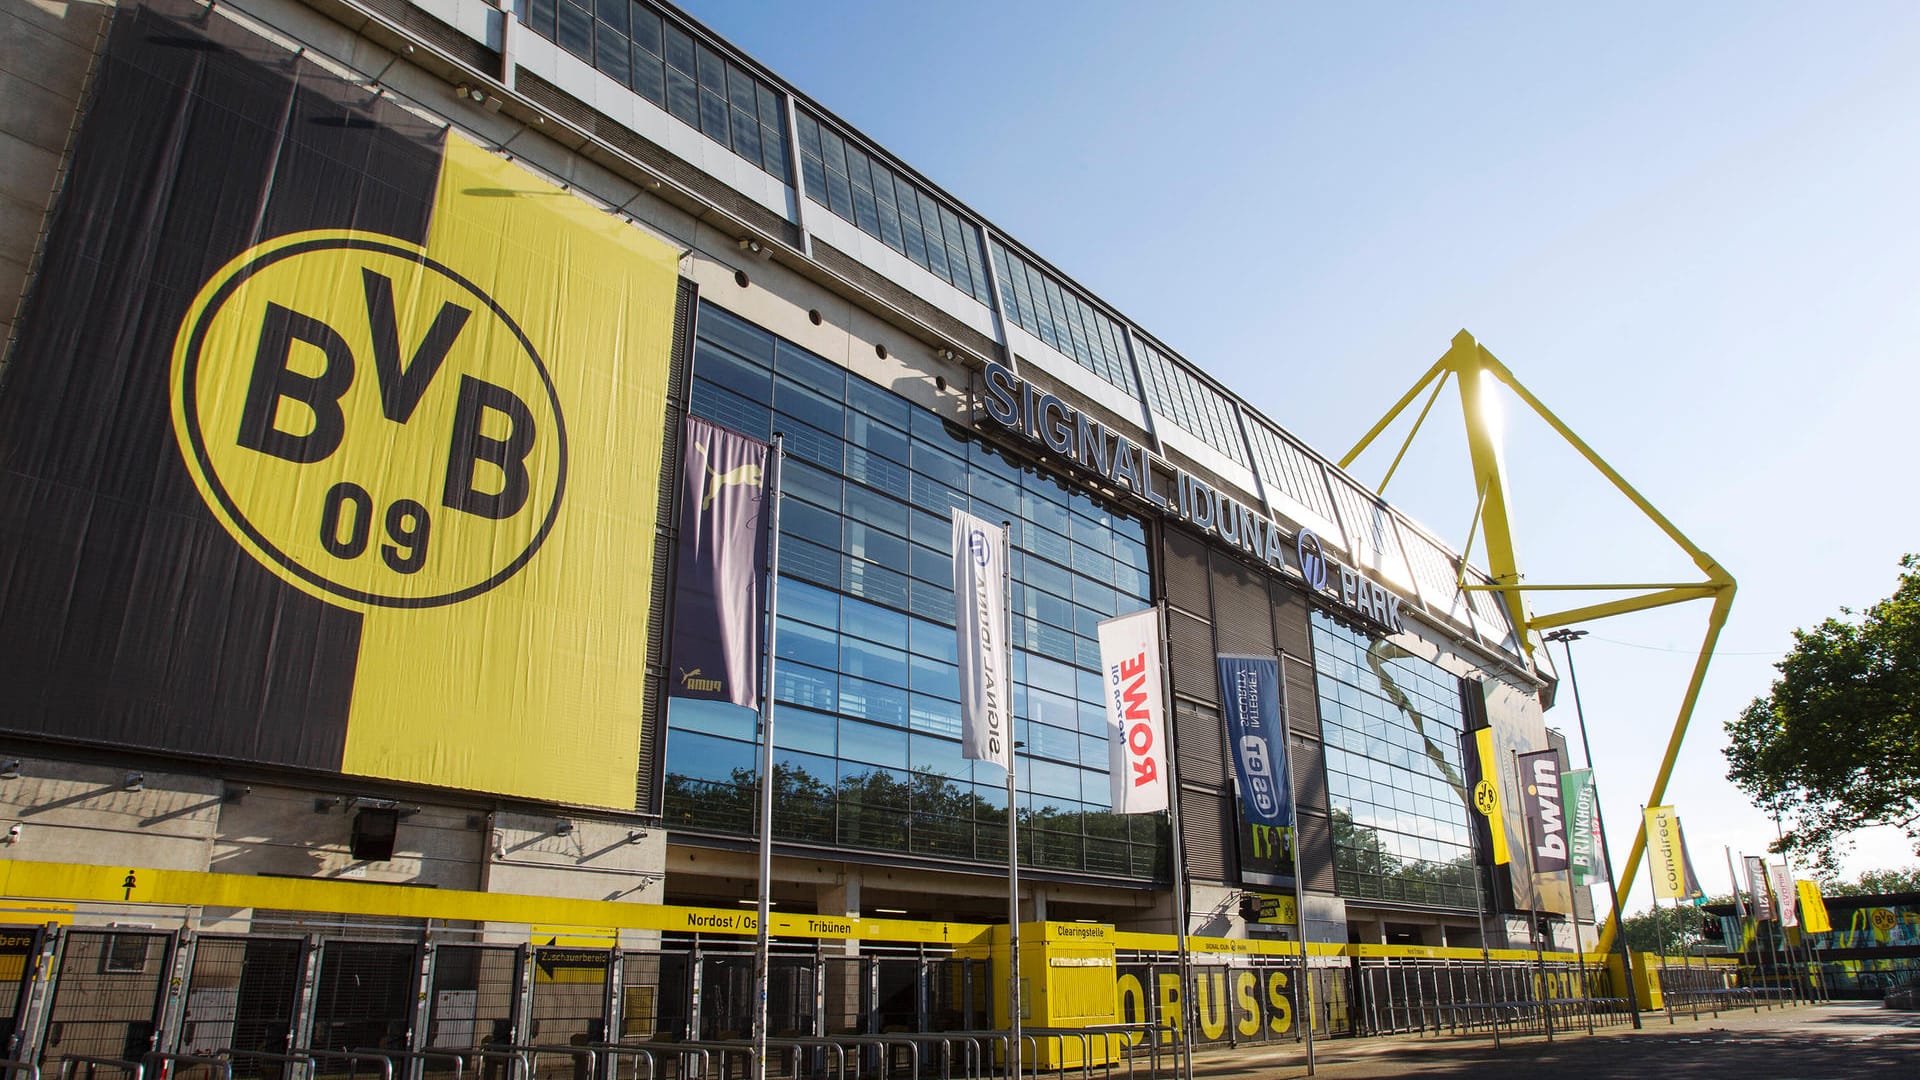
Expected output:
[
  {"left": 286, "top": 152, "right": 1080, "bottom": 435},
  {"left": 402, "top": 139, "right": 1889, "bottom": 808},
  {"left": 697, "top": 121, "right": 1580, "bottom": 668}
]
[{"left": 1341, "top": 330, "right": 1735, "bottom": 956}]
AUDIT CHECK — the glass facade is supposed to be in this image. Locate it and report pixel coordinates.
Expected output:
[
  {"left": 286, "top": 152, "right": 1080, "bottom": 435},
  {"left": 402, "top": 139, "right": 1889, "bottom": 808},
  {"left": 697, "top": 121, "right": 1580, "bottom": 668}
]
[
  {"left": 1312, "top": 612, "right": 1478, "bottom": 910},
  {"left": 990, "top": 241, "right": 1136, "bottom": 394},
  {"left": 795, "top": 110, "right": 994, "bottom": 305},
  {"left": 522, "top": 0, "right": 790, "bottom": 182},
  {"left": 1133, "top": 338, "right": 1250, "bottom": 467},
  {"left": 663, "top": 303, "right": 1163, "bottom": 880}
]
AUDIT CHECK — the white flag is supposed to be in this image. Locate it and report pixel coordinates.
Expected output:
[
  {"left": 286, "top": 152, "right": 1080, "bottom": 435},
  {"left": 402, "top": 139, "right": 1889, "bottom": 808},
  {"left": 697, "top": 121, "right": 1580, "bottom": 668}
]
[
  {"left": 1098, "top": 610, "right": 1169, "bottom": 814},
  {"left": 1770, "top": 863, "right": 1799, "bottom": 928},
  {"left": 952, "top": 509, "right": 1010, "bottom": 769}
]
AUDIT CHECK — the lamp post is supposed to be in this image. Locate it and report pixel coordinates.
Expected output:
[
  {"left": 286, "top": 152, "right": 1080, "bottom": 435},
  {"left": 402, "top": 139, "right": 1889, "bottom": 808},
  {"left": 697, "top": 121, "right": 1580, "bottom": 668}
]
[{"left": 1543, "top": 628, "right": 1642, "bottom": 1028}]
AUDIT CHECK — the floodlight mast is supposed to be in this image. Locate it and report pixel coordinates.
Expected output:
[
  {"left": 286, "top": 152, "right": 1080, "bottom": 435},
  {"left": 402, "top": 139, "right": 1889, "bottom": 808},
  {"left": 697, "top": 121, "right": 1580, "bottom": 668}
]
[{"left": 1341, "top": 330, "right": 1735, "bottom": 959}]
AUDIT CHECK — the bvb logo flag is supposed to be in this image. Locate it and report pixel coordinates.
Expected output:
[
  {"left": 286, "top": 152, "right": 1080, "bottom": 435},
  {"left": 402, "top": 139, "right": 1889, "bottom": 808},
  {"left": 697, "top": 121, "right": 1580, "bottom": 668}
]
[
  {"left": 668, "top": 416, "right": 770, "bottom": 709},
  {"left": 1645, "top": 806, "right": 1706, "bottom": 901},
  {"left": 952, "top": 509, "right": 1010, "bottom": 769},
  {"left": 1097, "top": 610, "right": 1168, "bottom": 814}
]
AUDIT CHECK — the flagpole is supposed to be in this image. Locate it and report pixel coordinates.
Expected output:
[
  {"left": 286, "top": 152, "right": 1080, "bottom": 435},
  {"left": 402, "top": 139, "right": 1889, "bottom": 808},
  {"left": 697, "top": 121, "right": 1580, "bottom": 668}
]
[
  {"left": 1515, "top": 750, "right": 1552, "bottom": 1041},
  {"left": 1774, "top": 814, "right": 1822, "bottom": 1001},
  {"left": 1155, "top": 603, "right": 1194, "bottom": 1080},
  {"left": 1560, "top": 852, "right": 1593, "bottom": 1034},
  {"left": 1002, "top": 521, "right": 1021, "bottom": 1080},
  {"left": 1673, "top": 892, "right": 1700, "bottom": 1020},
  {"left": 1464, "top": 803, "right": 1500, "bottom": 1050},
  {"left": 750, "top": 434, "right": 785, "bottom": 1080},
  {"left": 1549, "top": 631, "right": 1641, "bottom": 1027},
  {"left": 1273, "top": 654, "right": 1313, "bottom": 1077}
]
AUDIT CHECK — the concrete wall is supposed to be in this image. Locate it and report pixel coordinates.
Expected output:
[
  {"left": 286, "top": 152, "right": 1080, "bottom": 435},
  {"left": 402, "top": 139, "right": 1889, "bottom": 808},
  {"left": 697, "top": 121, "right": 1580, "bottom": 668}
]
[{"left": 0, "top": 0, "right": 109, "bottom": 353}]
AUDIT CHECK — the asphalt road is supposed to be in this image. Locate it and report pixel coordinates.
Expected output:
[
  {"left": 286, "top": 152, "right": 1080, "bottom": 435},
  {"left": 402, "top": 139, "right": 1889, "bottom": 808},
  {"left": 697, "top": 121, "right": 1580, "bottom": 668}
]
[{"left": 1182, "top": 1001, "right": 1920, "bottom": 1079}]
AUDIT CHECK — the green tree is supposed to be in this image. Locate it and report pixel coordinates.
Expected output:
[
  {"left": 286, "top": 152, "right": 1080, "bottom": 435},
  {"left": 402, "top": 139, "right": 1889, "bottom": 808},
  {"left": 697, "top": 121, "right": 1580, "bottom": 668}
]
[
  {"left": 1725, "top": 555, "right": 1920, "bottom": 876},
  {"left": 1820, "top": 865, "right": 1920, "bottom": 897}
]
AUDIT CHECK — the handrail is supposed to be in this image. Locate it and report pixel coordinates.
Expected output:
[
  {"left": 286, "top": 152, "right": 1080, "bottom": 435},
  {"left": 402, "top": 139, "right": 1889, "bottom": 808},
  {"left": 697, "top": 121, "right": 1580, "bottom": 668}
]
[
  {"left": 294, "top": 1050, "right": 394, "bottom": 1080},
  {"left": 141, "top": 1053, "right": 235, "bottom": 1080},
  {"left": 56, "top": 1056, "right": 144, "bottom": 1080},
  {"left": 351, "top": 1049, "right": 464, "bottom": 1080}
]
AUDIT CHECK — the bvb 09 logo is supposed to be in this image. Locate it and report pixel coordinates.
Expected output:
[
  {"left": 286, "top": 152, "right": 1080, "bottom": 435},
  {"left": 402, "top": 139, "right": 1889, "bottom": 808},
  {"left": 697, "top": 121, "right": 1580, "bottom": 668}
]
[{"left": 171, "top": 233, "right": 566, "bottom": 609}]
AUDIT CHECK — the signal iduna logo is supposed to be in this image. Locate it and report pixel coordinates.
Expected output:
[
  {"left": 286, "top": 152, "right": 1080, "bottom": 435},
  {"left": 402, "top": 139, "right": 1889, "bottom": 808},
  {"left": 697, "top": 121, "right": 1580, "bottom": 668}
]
[{"left": 171, "top": 231, "right": 567, "bottom": 610}]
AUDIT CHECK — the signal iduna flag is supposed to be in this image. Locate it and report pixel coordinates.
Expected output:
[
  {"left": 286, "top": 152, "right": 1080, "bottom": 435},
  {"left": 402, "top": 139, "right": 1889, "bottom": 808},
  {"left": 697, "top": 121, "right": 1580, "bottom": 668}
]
[
  {"left": 669, "top": 416, "right": 770, "bottom": 709},
  {"left": 952, "top": 509, "right": 1010, "bottom": 769},
  {"left": 1645, "top": 806, "right": 1706, "bottom": 901},
  {"left": 1097, "top": 610, "right": 1168, "bottom": 814}
]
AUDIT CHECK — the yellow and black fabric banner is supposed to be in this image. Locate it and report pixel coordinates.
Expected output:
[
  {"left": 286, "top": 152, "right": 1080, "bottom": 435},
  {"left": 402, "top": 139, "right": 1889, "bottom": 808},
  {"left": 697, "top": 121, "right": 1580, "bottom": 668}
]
[{"left": 0, "top": 1, "right": 679, "bottom": 807}]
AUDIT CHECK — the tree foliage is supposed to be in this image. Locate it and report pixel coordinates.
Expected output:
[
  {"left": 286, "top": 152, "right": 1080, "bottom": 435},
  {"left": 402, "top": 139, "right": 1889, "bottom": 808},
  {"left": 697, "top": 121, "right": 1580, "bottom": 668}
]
[
  {"left": 1820, "top": 864, "right": 1920, "bottom": 897},
  {"left": 1621, "top": 898, "right": 1722, "bottom": 954},
  {"left": 1725, "top": 555, "right": 1920, "bottom": 875}
]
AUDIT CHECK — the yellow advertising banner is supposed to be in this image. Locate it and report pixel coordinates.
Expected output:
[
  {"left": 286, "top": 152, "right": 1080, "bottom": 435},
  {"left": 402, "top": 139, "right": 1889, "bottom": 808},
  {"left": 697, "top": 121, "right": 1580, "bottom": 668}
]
[
  {"left": 1644, "top": 805, "right": 1698, "bottom": 901},
  {"left": 1797, "top": 879, "right": 1832, "bottom": 934}
]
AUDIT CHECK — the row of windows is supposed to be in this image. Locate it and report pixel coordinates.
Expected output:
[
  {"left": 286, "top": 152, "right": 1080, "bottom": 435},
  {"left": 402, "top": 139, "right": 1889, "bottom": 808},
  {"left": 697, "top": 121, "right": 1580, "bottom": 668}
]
[
  {"left": 523, "top": 0, "right": 789, "bottom": 181},
  {"left": 1312, "top": 615, "right": 1478, "bottom": 911},
  {"left": 666, "top": 304, "right": 1164, "bottom": 881},
  {"left": 795, "top": 110, "right": 993, "bottom": 304},
  {"left": 527, "top": 3, "right": 1514, "bottom": 656},
  {"left": 990, "top": 242, "right": 1135, "bottom": 393},
  {"left": 1133, "top": 338, "right": 1249, "bottom": 467}
]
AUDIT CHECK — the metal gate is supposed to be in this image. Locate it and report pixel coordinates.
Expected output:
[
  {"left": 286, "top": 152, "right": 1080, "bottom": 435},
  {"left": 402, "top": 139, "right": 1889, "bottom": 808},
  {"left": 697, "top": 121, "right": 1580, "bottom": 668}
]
[
  {"left": 181, "top": 936, "right": 304, "bottom": 1072},
  {"left": 0, "top": 926, "right": 42, "bottom": 1058},
  {"left": 311, "top": 941, "right": 417, "bottom": 1051},
  {"left": 427, "top": 945, "right": 519, "bottom": 1054},
  {"left": 39, "top": 930, "right": 172, "bottom": 1065}
]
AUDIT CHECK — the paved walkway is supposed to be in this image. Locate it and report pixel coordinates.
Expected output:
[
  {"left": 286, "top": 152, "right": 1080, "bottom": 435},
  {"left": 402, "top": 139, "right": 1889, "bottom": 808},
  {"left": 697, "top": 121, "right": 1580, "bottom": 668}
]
[{"left": 1182, "top": 1001, "right": 1920, "bottom": 1078}]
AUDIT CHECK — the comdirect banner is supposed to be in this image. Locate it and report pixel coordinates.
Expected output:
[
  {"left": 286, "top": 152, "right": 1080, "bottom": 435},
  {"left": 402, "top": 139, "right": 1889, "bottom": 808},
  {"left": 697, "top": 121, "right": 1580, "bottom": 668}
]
[
  {"left": 1645, "top": 807, "right": 1706, "bottom": 901},
  {"left": 1218, "top": 655, "right": 1293, "bottom": 830},
  {"left": 0, "top": 2, "right": 679, "bottom": 808},
  {"left": 1097, "top": 609, "right": 1168, "bottom": 814}
]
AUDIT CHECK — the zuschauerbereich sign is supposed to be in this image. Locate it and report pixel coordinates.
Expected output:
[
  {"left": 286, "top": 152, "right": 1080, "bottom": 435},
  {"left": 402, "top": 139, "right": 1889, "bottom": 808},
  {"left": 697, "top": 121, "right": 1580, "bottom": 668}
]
[{"left": 976, "top": 361, "right": 1405, "bottom": 634}]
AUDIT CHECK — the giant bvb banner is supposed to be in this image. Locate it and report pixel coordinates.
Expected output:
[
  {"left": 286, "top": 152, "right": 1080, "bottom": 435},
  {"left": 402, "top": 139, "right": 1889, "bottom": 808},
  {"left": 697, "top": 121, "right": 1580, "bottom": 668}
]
[{"left": 0, "top": 2, "right": 679, "bottom": 808}]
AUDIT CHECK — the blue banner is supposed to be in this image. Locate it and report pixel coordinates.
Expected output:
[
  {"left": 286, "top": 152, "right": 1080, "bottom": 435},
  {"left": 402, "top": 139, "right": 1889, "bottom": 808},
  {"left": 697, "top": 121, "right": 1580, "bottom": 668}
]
[
  {"left": 1218, "top": 655, "right": 1294, "bottom": 830},
  {"left": 668, "top": 415, "right": 770, "bottom": 709}
]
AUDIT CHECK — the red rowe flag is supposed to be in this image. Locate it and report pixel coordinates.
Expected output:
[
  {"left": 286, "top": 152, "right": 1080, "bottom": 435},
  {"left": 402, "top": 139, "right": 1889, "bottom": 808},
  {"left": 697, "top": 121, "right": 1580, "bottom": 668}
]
[
  {"left": 1097, "top": 609, "right": 1168, "bottom": 814},
  {"left": 668, "top": 416, "right": 770, "bottom": 709}
]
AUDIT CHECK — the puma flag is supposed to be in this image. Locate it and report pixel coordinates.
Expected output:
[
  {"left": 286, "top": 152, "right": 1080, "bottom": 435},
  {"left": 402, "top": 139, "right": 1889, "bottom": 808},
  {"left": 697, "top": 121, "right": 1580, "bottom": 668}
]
[
  {"left": 669, "top": 416, "right": 770, "bottom": 708},
  {"left": 952, "top": 509, "right": 1010, "bottom": 769}
]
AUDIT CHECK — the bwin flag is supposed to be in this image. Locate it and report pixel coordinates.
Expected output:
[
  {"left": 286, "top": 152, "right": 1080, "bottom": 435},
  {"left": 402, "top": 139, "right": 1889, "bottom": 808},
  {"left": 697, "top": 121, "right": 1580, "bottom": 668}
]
[
  {"left": 1097, "top": 610, "right": 1169, "bottom": 814},
  {"left": 1219, "top": 655, "right": 1294, "bottom": 830},
  {"left": 1560, "top": 768, "right": 1602, "bottom": 886},
  {"left": 669, "top": 416, "right": 769, "bottom": 709},
  {"left": 1645, "top": 806, "right": 1706, "bottom": 901},
  {"left": 952, "top": 509, "right": 1010, "bottom": 769},
  {"left": 1517, "top": 749, "right": 1570, "bottom": 875}
]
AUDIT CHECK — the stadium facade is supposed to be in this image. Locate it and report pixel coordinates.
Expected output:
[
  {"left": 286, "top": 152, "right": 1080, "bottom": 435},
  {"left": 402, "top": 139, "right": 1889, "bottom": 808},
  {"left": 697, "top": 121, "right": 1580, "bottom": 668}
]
[{"left": 0, "top": 0, "right": 1603, "bottom": 1063}]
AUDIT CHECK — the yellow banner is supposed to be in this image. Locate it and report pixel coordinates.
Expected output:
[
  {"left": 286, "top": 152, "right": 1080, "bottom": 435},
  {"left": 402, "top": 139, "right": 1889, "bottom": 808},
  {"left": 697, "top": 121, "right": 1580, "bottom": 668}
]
[
  {"left": 1644, "top": 805, "right": 1690, "bottom": 900},
  {"left": 1797, "top": 879, "right": 1832, "bottom": 934}
]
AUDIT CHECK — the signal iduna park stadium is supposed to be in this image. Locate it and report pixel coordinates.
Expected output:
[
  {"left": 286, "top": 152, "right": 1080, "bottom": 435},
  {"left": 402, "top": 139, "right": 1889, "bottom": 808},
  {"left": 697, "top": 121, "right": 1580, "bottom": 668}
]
[{"left": 0, "top": 0, "right": 1655, "bottom": 1071}]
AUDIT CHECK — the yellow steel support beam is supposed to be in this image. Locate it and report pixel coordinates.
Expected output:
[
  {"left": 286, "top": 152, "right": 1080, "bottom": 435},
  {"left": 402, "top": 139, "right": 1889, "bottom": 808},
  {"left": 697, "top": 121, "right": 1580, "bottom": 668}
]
[{"left": 1343, "top": 330, "right": 1735, "bottom": 959}]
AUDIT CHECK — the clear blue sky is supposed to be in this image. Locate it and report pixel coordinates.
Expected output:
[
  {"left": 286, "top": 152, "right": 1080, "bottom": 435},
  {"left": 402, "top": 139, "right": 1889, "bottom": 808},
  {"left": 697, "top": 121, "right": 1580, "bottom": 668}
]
[{"left": 678, "top": 0, "right": 1920, "bottom": 904}]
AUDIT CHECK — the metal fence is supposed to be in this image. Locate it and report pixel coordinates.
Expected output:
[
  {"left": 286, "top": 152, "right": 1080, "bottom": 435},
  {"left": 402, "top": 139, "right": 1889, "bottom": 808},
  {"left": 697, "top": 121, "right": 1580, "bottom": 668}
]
[{"left": 5, "top": 924, "right": 1655, "bottom": 1080}]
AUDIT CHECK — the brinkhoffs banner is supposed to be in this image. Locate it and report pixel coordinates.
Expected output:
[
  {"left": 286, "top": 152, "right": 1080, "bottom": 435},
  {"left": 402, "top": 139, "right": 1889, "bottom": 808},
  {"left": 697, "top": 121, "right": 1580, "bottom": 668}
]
[{"left": 0, "top": 2, "right": 681, "bottom": 807}]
